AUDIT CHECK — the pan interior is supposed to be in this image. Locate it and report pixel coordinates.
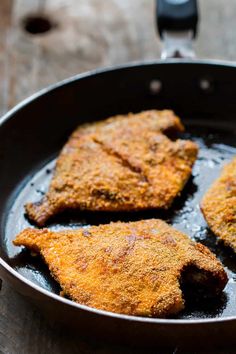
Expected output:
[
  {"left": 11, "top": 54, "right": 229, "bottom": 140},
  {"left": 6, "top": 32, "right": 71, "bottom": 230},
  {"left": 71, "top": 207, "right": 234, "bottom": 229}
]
[{"left": 3, "top": 120, "right": 236, "bottom": 320}]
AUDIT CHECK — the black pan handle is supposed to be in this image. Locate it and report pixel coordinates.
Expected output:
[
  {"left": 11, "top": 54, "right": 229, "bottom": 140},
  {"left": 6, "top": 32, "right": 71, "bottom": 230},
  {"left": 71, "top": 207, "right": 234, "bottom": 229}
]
[
  {"left": 156, "top": 0, "right": 198, "bottom": 38},
  {"left": 156, "top": 0, "right": 199, "bottom": 58}
]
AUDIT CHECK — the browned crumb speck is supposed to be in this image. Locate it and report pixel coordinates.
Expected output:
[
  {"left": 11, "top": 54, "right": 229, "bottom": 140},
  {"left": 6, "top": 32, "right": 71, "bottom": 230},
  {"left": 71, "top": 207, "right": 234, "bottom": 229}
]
[
  {"left": 13, "top": 219, "right": 227, "bottom": 318},
  {"left": 25, "top": 110, "right": 198, "bottom": 226},
  {"left": 201, "top": 157, "right": 236, "bottom": 251}
]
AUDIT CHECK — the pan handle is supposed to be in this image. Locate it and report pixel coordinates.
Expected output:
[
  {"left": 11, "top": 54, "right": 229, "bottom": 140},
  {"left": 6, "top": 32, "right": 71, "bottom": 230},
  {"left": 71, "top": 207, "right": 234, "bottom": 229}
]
[{"left": 156, "top": 0, "right": 199, "bottom": 59}]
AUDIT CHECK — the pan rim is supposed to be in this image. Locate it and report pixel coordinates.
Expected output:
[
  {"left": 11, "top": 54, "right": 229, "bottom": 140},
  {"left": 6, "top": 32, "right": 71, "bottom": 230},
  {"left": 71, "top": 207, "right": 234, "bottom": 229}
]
[
  {"left": 1, "top": 57, "right": 236, "bottom": 128},
  {"left": 1, "top": 58, "right": 236, "bottom": 326}
]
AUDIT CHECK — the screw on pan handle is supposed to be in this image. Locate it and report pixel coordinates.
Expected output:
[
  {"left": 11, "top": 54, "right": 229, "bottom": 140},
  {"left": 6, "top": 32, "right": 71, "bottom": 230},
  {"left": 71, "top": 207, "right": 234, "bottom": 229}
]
[{"left": 156, "top": 0, "right": 199, "bottom": 38}]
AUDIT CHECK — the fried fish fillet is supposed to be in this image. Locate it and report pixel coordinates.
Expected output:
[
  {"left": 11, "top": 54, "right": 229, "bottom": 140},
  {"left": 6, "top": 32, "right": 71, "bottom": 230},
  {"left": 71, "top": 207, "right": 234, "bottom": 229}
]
[
  {"left": 201, "top": 157, "right": 236, "bottom": 251},
  {"left": 25, "top": 110, "right": 198, "bottom": 226},
  {"left": 13, "top": 219, "right": 227, "bottom": 318}
]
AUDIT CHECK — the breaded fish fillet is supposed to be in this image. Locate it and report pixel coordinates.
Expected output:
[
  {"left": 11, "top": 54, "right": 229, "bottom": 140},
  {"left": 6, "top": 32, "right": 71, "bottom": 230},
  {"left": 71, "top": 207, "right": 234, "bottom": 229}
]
[
  {"left": 14, "top": 219, "right": 227, "bottom": 318},
  {"left": 25, "top": 110, "right": 198, "bottom": 226},
  {"left": 201, "top": 157, "right": 236, "bottom": 251}
]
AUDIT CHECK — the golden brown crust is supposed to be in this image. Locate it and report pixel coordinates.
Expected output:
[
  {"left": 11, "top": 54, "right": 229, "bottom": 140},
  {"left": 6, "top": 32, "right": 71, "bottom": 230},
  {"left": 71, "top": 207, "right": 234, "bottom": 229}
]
[
  {"left": 201, "top": 157, "right": 236, "bottom": 251},
  {"left": 14, "top": 219, "right": 227, "bottom": 318},
  {"left": 71, "top": 109, "right": 185, "bottom": 138},
  {"left": 25, "top": 110, "right": 198, "bottom": 226}
]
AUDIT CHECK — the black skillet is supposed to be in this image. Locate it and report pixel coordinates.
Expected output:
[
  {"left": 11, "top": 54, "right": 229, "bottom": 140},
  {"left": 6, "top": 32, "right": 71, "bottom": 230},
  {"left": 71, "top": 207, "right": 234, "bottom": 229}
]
[{"left": 0, "top": 0, "right": 236, "bottom": 348}]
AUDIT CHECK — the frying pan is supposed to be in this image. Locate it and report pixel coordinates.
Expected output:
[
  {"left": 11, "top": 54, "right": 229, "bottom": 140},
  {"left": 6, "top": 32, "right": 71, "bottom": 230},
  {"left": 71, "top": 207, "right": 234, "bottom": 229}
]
[{"left": 0, "top": 0, "right": 236, "bottom": 349}]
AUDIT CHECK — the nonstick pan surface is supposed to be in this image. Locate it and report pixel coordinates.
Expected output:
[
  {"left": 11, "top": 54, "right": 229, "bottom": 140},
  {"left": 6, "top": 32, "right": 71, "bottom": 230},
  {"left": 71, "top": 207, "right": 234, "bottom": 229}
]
[{"left": 0, "top": 61, "right": 236, "bottom": 346}]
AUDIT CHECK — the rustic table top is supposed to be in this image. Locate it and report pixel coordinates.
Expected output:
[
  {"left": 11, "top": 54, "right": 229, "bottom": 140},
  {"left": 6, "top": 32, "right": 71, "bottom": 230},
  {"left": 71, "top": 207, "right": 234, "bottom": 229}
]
[{"left": 1, "top": 1, "right": 236, "bottom": 353}]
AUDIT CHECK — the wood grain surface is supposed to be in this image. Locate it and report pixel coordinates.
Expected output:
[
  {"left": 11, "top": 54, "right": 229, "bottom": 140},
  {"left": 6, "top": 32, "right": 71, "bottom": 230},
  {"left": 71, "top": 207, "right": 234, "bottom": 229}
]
[{"left": 1, "top": 0, "right": 236, "bottom": 353}]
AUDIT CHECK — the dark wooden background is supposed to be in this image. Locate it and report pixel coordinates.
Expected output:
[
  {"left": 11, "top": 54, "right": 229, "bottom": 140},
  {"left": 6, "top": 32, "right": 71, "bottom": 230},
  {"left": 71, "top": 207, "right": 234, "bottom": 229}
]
[{"left": 1, "top": 0, "right": 236, "bottom": 353}]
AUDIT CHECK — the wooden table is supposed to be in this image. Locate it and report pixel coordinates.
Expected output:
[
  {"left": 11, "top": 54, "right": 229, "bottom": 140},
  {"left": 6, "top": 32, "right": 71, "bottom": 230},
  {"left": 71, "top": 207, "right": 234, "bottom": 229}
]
[{"left": 0, "top": 1, "right": 236, "bottom": 353}]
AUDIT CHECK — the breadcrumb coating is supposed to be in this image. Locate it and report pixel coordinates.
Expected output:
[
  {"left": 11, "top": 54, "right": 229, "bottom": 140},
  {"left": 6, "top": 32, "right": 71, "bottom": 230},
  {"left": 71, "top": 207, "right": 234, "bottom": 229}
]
[
  {"left": 201, "top": 157, "right": 236, "bottom": 251},
  {"left": 14, "top": 219, "right": 227, "bottom": 318},
  {"left": 25, "top": 110, "right": 198, "bottom": 226}
]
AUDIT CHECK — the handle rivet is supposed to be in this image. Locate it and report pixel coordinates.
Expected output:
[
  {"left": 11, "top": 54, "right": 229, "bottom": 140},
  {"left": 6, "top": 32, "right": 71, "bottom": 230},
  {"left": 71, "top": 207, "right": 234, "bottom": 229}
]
[
  {"left": 149, "top": 79, "right": 162, "bottom": 95},
  {"left": 199, "top": 78, "right": 213, "bottom": 92}
]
